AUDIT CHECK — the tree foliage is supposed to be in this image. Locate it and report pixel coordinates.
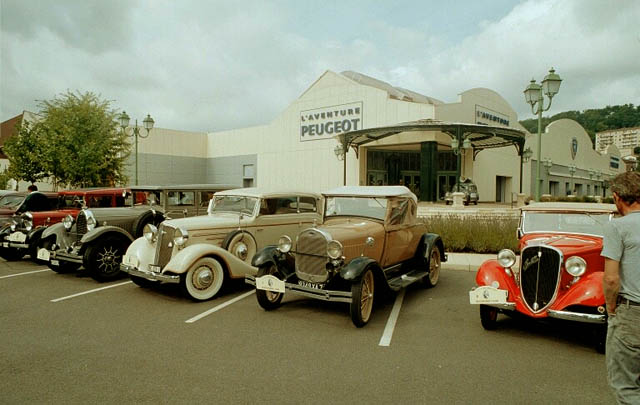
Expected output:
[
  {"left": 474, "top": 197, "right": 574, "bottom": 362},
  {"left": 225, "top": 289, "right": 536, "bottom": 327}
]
[
  {"left": 519, "top": 104, "right": 640, "bottom": 147},
  {"left": 3, "top": 120, "right": 48, "bottom": 184},
  {"left": 36, "top": 91, "right": 130, "bottom": 189}
]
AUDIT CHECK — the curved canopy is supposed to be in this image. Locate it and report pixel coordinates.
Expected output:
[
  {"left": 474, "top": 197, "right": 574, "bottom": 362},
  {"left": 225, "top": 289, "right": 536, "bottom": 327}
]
[{"left": 336, "top": 119, "right": 527, "bottom": 157}]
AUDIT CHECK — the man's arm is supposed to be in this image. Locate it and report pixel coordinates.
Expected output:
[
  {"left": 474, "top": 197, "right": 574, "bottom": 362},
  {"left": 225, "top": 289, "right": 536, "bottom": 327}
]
[{"left": 603, "top": 258, "right": 620, "bottom": 315}]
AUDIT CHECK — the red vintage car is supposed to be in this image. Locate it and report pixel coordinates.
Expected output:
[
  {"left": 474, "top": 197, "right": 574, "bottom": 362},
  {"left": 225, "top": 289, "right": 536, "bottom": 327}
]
[
  {"left": 0, "top": 187, "right": 132, "bottom": 261},
  {"left": 469, "top": 202, "right": 617, "bottom": 352}
]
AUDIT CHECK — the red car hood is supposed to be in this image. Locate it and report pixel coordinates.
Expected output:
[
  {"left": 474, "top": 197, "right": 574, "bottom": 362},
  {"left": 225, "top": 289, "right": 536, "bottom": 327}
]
[{"left": 520, "top": 233, "right": 602, "bottom": 256}]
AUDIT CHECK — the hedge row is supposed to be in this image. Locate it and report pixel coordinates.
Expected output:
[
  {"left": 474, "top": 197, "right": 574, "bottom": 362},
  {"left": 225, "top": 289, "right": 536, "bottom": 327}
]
[{"left": 421, "top": 215, "right": 519, "bottom": 253}]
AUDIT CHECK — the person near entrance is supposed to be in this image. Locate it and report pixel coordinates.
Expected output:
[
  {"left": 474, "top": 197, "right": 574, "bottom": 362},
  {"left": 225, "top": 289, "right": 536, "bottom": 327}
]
[{"left": 601, "top": 171, "right": 640, "bottom": 404}]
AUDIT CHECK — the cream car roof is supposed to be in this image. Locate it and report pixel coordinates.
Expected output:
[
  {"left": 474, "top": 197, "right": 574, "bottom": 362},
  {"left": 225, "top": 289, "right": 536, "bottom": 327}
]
[
  {"left": 215, "top": 188, "right": 321, "bottom": 199},
  {"left": 523, "top": 202, "right": 617, "bottom": 213},
  {"left": 323, "top": 186, "right": 417, "bottom": 202}
]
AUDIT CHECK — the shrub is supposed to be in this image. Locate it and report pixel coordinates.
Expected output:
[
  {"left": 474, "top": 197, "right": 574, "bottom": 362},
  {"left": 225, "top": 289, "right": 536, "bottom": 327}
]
[{"left": 422, "top": 215, "right": 519, "bottom": 253}]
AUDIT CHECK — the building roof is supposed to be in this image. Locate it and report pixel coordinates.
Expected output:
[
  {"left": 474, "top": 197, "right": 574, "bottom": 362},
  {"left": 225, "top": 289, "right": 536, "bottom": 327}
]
[
  {"left": 340, "top": 71, "right": 443, "bottom": 105},
  {"left": 323, "top": 186, "right": 417, "bottom": 201}
]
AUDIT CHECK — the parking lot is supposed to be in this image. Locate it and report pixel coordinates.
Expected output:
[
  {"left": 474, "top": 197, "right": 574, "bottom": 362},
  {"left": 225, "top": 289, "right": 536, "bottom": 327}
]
[{"left": 1, "top": 258, "right": 613, "bottom": 404}]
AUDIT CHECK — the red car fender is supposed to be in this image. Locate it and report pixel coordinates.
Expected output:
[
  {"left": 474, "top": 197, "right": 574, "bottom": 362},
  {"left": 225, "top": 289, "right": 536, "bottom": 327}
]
[
  {"left": 476, "top": 259, "right": 519, "bottom": 299},
  {"left": 552, "top": 271, "right": 605, "bottom": 309}
]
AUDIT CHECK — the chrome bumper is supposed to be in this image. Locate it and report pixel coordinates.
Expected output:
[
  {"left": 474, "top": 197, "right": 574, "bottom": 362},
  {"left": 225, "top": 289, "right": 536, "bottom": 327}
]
[
  {"left": 120, "top": 264, "right": 180, "bottom": 284},
  {"left": 8, "top": 242, "right": 29, "bottom": 249},
  {"left": 53, "top": 250, "right": 83, "bottom": 264},
  {"left": 547, "top": 309, "right": 606, "bottom": 324},
  {"left": 246, "top": 275, "right": 352, "bottom": 303},
  {"left": 482, "top": 302, "right": 517, "bottom": 311}
]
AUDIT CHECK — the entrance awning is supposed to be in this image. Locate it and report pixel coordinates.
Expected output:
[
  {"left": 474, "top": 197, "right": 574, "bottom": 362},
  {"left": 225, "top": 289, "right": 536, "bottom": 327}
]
[{"left": 335, "top": 119, "right": 527, "bottom": 158}]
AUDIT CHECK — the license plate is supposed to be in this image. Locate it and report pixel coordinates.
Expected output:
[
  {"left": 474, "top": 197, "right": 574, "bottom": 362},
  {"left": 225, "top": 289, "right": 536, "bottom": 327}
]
[
  {"left": 469, "top": 286, "right": 508, "bottom": 304},
  {"left": 8, "top": 232, "right": 26, "bottom": 243},
  {"left": 298, "top": 280, "right": 325, "bottom": 290},
  {"left": 37, "top": 248, "right": 50, "bottom": 261},
  {"left": 255, "top": 275, "right": 285, "bottom": 293},
  {"left": 51, "top": 259, "right": 59, "bottom": 266},
  {"left": 122, "top": 254, "right": 139, "bottom": 267}
]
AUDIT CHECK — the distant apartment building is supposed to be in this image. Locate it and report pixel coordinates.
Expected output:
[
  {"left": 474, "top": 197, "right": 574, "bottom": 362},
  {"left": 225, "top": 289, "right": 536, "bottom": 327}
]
[{"left": 596, "top": 126, "right": 640, "bottom": 157}]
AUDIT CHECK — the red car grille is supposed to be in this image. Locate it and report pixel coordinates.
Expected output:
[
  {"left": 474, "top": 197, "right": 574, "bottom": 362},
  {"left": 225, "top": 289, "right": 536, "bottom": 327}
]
[
  {"left": 520, "top": 245, "right": 562, "bottom": 312},
  {"left": 295, "top": 229, "right": 329, "bottom": 283}
]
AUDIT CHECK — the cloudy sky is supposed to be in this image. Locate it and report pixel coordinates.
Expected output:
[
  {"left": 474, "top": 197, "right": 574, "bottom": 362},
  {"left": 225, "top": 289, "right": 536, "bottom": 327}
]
[{"left": 1, "top": 0, "right": 639, "bottom": 133}]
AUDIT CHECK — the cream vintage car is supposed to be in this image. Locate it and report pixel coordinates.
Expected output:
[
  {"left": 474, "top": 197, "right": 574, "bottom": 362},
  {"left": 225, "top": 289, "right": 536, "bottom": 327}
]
[
  {"left": 247, "top": 186, "right": 446, "bottom": 327},
  {"left": 120, "top": 188, "right": 322, "bottom": 301}
]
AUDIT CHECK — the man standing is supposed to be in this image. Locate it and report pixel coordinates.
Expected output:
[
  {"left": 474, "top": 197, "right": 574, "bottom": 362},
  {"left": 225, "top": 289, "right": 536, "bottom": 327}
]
[{"left": 602, "top": 171, "right": 640, "bottom": 404}]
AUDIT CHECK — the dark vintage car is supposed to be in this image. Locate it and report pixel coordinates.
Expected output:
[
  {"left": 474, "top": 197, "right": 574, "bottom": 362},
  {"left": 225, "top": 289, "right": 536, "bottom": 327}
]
[
  {"left": 37, "top": 184, "right": 231, "bottom": 282},
  {"left": 444, "top": 179, "right": 479, "bottom": 205},
  {"left": 469, "top": 202, "right": 617, "bottom": 352},
  {"left": 247, "top": 186, "right": 446, "bottom": 327},
  {"left": 121, "top": 189, "right": 322, "bottom": 301},
  {"left": 0, "top": 191, "right": 58, "bottom": 227},
  {"left": 0, "top": 188, "right": 129, "bottom": 262}
]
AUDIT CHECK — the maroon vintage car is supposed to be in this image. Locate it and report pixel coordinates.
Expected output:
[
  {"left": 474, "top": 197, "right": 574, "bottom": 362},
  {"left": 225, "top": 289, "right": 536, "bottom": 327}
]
[
  {"left": 469, "top": 202, "right": 617, "bottom": 352},
  {"left": 0, "top": 191, "right": 58, "bottom": 227},
  {"left": 0, "top": 188, "right": 131, "bottom": 262}
]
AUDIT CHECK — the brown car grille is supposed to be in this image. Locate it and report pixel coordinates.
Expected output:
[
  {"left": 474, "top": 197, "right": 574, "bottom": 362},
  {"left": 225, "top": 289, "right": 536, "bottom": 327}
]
[
  {"left": 295, "top": 229, "right": 329, "bottom": 283},
  {"left": 154, "top": 223, "right": 175, "bottom": 269},
  {"left": 75, "top": 211, "right": 88, "bottom": 242},
  {"left": 520, "top": 245, "right": 562, "bottom": 312}
]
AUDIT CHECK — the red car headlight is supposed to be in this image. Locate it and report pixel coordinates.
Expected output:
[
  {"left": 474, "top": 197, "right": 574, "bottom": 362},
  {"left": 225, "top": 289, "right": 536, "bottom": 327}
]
[{"left": 565, "top": 256, "right": 586, "bottom": 277}]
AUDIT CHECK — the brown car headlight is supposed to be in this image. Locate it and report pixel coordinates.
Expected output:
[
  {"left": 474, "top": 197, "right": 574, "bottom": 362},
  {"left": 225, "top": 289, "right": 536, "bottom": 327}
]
[
  {"left": 143, "top": 223, "right": 158, "bottom": 243},
  {"left": 173, "top": 227, "right": 189, "bottom": 247},
  {"left": 497, "top": 249, "right": 516, "bottom": 268},
  {"left": 565, "top": 256, "right": 586, "bottom": 277},
  {"left": 327, "top": 240, "right": 343, "bottom": 260},
  {"left": 277, "top": 235, "right": 292, "bottom": 253},
  {"left": 62, "top": 214, "right": 74, "bottom": 230}
]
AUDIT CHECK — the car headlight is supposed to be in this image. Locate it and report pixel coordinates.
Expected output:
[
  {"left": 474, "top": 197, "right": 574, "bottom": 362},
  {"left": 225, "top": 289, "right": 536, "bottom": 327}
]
[
  {"left": 565, "top": 256, "right": 586, "bottom": 277},
  {"left": 10, "top": 220, "right": 17, "bottom": 232},
  {"left": 62, "top": 214, "right": 74, "bottom": 230},
  {"left": 84, "top": 210, "right": 97, "bottom": 231},
  {"left": 173, "top": 227, "right": 189, "bottom": 246},
  {"left": 327, "top": 240, "right": 343, "bottom": 260},
  {"left": 497, "top": 249, "right": 516, "bottom": 268},
  {"left": 277, "top": 235, "right": 292, "bottom": 253},
  {"left": 143, "top": 223, "right": 158, "bottom": 243}
]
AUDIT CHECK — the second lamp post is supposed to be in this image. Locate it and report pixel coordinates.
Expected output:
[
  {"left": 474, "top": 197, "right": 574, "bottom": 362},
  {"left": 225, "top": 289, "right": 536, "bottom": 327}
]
[{"left": 118, "top": 111, "right": 154, "bottom": 185}]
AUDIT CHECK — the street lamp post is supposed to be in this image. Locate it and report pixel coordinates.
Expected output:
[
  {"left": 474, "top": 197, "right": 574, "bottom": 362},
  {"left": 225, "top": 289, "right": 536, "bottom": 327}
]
[
  {"left": 450, "top": 134, "right": 471, "bottom": 192},
  {"left": 520, "top": 147, "right": 533, "bottom": 193},
  {"left": 568, "top": 164, "right": 576, "bottom": 195},
  {"left": 118, "top": 111, "right": 154, "bottom": 185},
  {"left": 524, "top": 68, "right": 562, "bottom": 201}
]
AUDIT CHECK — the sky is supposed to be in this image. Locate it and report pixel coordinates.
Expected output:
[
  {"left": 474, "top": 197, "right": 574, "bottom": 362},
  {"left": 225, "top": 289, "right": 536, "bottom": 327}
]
[{"left": 1, "top": 0, "right": 639, "bottom": 133}]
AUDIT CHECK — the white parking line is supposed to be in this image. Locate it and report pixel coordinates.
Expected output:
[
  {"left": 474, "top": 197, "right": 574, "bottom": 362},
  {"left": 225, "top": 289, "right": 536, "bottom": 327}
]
[
  {"left": 51, "top": 281, "right": 132, "bottom": 302},
  {"left": 379, "top": 289, "right": 406, "bottom": 347},
  {"left": 0, "top": 268, "right": 51, "bottom": 279},
  {"left": 185, "top": 290, "right": 255, "bottom": 323}
]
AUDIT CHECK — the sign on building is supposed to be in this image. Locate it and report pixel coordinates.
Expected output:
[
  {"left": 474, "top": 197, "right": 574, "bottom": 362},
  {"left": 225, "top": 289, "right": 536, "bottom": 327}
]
[{"left": 300, "top": 102, "right": 363, "bottom": 142}]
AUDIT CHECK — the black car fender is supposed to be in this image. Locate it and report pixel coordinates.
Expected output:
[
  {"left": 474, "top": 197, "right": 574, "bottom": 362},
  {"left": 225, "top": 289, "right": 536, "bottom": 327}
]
[
  {"left": 340, "top": 256, "right": 381, "bottom": 282},
  {"left": 421, "top": 233, "right": 446, "bottom": 263},
  {"left": 26, "top": 226, "right": 47, "bottom": 244},
  {"left": 251, "top": 246, "right": 295, "bottom": 275},
  {"left": 80, "top": 226, "right": 134, "bottom": 247},
  {"left": 132, "top": 210, "right": 164, "bottom": 238}
]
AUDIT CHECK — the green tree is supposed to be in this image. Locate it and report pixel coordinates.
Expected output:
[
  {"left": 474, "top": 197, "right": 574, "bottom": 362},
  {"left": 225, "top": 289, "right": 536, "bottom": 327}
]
[
  {"left": 3, "top": 120, "right": 49, "bottom": 186},
  {"left": 0, "top": 167, "right": 11, "bottom": 190},
  {"left": 37, "top": 91, "right": 130, "bottom": 188}
]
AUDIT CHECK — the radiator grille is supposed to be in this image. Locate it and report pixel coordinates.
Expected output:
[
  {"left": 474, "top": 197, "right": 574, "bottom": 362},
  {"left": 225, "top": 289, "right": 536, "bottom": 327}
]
[
  {"left": 75, "top": 211, "right": 88, "bottom": 242},
  {"left": 295, "top": 229, "right": 329, "bottom": 283},
  {"left": 520, "top": 245, "right": 562, "bottom": 312},
  {"left": 154, "top": 223, "right": 175, "bottom": 269}
]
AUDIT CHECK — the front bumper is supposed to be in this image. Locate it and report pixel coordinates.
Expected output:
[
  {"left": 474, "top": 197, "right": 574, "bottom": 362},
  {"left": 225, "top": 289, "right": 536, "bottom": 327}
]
[
  {"left": 120, "top": 264, "right": 180, "bottom": 284},
  {"left": 246, "top": 275, "right": 352, "bottom": 303},
  {"left": 52, "top": 250, "right": 83, "bottom": 264},
  {"left": 477, "top": 302, "right": 606, "bottom": 324}
]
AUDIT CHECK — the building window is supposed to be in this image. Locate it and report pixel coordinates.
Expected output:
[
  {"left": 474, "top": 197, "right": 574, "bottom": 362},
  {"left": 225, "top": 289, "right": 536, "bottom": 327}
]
[{"left": 243, "top": 164, "right": 255, "bottom": 187}]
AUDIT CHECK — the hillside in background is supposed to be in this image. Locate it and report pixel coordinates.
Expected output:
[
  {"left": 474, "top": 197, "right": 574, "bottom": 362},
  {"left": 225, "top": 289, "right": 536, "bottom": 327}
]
[{"left": 519, "top": 104, "right": 640, "bottom": 147}]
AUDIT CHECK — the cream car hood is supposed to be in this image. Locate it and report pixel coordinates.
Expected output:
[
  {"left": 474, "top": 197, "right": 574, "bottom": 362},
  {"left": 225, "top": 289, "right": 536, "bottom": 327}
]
[{"left": 162, "top": 212, "right": 251, "bottom": 232}]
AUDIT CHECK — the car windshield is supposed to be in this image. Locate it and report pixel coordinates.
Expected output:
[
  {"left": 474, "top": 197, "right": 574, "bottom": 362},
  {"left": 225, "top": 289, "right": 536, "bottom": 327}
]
[
  {"left": 522, "top": 212, "right": 612, "bottom": 236},
  {"left": 209, "top": 196, "right": 258, "bottom": 215},
  {"left": 325, "top": 196, "right": 387, "bottom": 220},
  {"left": 0, "top": 195, "right": 24, "bottom": 208}
]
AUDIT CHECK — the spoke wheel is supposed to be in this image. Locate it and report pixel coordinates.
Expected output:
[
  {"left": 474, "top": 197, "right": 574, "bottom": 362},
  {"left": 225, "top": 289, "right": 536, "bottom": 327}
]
[
  {"left": 350, "top": 268, "right": 375, "bottom": 327},
  {"left": 480, "top": 305, "right": 498, "bottom": 330},
  {"left": 85, "top": 237, "right": 126, "bottom": 282},
  {"left": 255, "top": 264, "right": 284, "bottom": 310},
  {"left": 225, "top": 232, "right": 257, "bottom": 264},
  {"left": 181, "top": 257, "right": 225, "bottom": 301}
]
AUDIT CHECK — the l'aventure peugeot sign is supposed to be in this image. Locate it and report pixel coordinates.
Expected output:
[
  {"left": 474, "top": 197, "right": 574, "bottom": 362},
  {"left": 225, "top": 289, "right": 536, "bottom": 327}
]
[{"left": 300, "top": 102, "right": 363, "bottom": 142}]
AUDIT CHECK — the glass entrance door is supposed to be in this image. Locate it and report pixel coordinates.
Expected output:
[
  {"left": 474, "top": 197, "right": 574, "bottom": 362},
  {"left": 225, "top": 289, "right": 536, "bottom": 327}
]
[
  {"left": 400, "top": 171, "right": 420, "bottom": 196},
  {"left": 437, "top": 174, "right": 457, "bottom": 200}
]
